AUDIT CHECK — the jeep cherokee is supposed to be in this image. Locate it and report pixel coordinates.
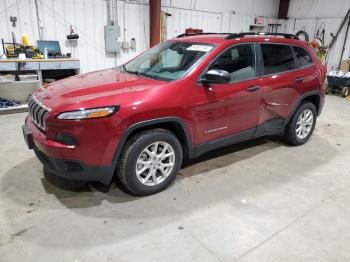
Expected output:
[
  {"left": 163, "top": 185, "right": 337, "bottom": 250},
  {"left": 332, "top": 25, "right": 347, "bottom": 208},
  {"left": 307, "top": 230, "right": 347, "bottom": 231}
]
[{"left": 22, "top": 32, "right": 326, "bottom": 195}]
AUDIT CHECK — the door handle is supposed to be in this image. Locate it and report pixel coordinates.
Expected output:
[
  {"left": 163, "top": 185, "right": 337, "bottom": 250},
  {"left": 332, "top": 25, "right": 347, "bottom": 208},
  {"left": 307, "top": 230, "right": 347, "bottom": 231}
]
[
  {"left": 295, "top": 77, "right": 304, "bottom": 83},
  {"left": 245, "top": 85, "right": 260, "bottom": 92}
]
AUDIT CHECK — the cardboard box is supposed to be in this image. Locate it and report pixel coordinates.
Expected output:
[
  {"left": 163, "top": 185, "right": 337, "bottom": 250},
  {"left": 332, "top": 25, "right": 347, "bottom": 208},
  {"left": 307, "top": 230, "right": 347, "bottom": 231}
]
[{"left": 340, "top": 59, "right": 350, "bottom": 72}]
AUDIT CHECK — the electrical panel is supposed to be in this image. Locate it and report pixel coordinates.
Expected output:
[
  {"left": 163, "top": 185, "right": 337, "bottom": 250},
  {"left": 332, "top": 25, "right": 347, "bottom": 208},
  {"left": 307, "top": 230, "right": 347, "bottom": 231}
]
[
  {"left": 131, "top": 38, "right": 136, "bottom": 50},
  {"left": 104, "top": 25, "right": 121, "bottom": 53},
  {"left": 122, "top": 41, "right": 130, "bottom": 50}
]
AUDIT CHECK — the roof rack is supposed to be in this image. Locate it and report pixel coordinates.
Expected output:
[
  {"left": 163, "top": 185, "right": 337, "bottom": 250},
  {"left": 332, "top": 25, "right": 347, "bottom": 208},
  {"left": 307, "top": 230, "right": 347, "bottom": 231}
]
[
  {"left": 176, "top": 32, "right": 232, "bottom": 38},
  {"left": 175, "top": 32, "right": 300, "bottom": 40},
  {"left": 224, "top": 32, "right": 299, "bottom": 40}
]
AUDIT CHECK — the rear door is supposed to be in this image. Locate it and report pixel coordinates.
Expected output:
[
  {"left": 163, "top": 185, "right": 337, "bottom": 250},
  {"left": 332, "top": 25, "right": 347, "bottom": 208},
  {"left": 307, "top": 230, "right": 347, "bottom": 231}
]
[
  {"left": 259, "top": 44, "right": 317, "bottom": 129},
  {"left": 258, "top": 44, "right": 299, "bottom": 129},
  {"left": 291, "top": 45, "right": 319, "bottom": 93}
]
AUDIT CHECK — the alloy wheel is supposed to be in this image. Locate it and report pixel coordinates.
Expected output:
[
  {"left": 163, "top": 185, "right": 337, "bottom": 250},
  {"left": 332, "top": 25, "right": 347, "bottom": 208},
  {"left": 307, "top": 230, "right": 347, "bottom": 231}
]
[
  {"left": 295, "top": 109, "right": 314, "bottom": 140},
  {"left": 135, "top": 141, "right": 175, "bottom": 186}
]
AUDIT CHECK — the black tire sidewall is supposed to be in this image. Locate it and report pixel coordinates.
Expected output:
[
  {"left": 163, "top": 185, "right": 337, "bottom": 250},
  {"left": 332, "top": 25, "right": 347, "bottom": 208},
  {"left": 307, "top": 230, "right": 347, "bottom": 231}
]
[
  {"left": 325, "top": 85, "right": 330, "bottom": 94},
  {"left": 123, "top": 131, "right": 183, "bottom": 195},
  {"left": 342, "top": 86, "right": 349, "bottom": 97},
  {"left": 286, "top": 102, "right": 317, "bottom": 145}
]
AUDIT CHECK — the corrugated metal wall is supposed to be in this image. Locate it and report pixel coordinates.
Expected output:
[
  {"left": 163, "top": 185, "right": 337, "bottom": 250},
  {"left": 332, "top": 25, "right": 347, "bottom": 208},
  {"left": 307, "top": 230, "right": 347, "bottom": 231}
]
[
  {"left": 162, "top": 0, "right": 279, "bottom": 17},
  {"left": 281, "top": 0, "right": 350, "bottom": 70},
  {"left": 3, "top": 0, "right": 349, "bottom": 72},
  {"left": 277, "top": 17, "right": 350, "bottom": 70},
  {"left": 0, "top": 0, "right": 150, "bottom": 73},
  {"left": 1, "top": 0, "right": 268, "bottom": 73},
  {"left": 288, "top": 0, "right": 350, "bottom": 19},
  {"left": 161, "top": 6, "right": 223, "bottom": 38}
]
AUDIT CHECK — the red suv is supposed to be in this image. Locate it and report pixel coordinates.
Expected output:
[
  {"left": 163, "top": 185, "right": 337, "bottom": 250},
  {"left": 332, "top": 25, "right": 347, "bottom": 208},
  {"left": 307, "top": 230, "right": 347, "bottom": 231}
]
[{"left": 23, "top": 32, "right": 326, "bottom": 195}]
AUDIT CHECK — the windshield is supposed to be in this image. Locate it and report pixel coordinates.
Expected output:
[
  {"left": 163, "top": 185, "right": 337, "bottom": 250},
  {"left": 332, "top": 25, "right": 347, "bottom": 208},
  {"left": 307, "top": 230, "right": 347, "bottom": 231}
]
[{"left": 123, "top": 41, "right": 215, "bottom": 81}]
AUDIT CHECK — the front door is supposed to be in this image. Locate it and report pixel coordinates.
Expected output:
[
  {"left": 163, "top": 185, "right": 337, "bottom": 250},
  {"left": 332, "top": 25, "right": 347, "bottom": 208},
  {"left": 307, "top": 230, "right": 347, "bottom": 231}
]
[{"left": 194, "top": 43, "right": 262, "bottom": 145}]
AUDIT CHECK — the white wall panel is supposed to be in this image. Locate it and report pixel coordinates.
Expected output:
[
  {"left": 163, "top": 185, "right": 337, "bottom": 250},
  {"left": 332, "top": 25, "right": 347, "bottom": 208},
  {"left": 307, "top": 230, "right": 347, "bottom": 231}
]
[
  {"left": 0, "top": 0, "right": 150, "bottom": 73},
  {"left": 228, "top": 14, "right": 254, "bottom": 33},
  {"left": 1, "top": 0, "right": 279, "bottom": 74},
  {"left": 162, "top": 0, "right": 278, "bottom": 37},
  {"left": 163, "top": 0, "right": 279, "bottom": 17},
  {"left": 277, "top": 17, "right": 349, "bottom": 70},
  {"left": 288, "top": 0, "right": 350, "bottom": 19},
  {"left": 162, "top": 6, "right": 223, "bottom": 39},
  {"left": 285, "top": 0, "right": 350, "bottom": 69}
]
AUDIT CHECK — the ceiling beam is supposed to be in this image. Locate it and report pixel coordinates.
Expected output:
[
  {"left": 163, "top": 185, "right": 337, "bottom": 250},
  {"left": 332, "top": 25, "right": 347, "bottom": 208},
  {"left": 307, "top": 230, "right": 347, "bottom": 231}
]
[
  {"left": 150, "top": 0, "right": 161, "bottom": 47},
  {"left": 278, "top": 0, "right": 290, "bottom": 19}
]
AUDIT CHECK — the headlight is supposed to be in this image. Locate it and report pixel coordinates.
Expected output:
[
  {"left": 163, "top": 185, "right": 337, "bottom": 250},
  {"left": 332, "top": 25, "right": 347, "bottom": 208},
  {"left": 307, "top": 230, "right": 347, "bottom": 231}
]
[{"left": 57, "top": 106, "right": 119, "bottom": 120}]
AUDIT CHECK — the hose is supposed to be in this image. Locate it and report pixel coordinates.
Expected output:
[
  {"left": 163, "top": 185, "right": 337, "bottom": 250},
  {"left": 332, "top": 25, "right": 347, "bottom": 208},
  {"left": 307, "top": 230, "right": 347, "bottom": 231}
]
[{"left": 296, "top": 30, "right": 309, "bottom": 42}]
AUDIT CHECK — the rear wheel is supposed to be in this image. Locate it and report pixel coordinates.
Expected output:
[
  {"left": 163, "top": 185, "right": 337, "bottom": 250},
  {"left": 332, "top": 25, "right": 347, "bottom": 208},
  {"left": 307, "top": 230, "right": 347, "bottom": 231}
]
[
  {"left": 341, "top": 86, "right": 350, "bottom": 97},
  {"left": 283, "top": 102, "right": 317, "bottom": 146},
  {"left": 117, "top": 129, "right": 183, "bottom": 195},
  {"left": 325, "top": 85, "right": 331, "bottom": 94}
]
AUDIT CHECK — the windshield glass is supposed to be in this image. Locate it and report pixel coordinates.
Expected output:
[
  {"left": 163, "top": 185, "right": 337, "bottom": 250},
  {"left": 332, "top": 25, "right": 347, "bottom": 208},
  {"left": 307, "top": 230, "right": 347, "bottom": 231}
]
[{"left": 123, "top": 41, "right": 215, "bottom": 81}]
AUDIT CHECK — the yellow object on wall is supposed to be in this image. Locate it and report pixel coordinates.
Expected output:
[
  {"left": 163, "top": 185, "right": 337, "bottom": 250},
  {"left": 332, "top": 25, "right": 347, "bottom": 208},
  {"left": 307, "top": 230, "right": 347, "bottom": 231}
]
[
  {"left": 160, "top": 11, "right": 167, "bottom": 42},
  {"left": 22, "top": 35, "right": 30, "bottom": 46}
]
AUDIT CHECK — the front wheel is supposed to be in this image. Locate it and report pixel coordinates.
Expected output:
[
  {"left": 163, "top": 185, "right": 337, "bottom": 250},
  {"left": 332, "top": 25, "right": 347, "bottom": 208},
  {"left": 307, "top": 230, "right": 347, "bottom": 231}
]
[
  {"left": 283, "top": 102, "right": 317, "bottom": 146},
  {"left": 117, "top": 129, "right": 183, "bottom": 195}
]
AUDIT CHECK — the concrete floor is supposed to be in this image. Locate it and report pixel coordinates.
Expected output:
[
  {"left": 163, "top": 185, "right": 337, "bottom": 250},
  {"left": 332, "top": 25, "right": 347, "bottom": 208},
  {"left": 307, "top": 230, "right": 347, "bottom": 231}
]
[{"left": 0, "top": 95, "right": 350, "bottom": 262}]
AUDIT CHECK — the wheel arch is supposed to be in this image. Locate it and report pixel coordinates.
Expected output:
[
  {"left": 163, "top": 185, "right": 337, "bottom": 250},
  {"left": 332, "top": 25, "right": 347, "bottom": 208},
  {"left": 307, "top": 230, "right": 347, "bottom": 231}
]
[
  {"left": 303, "top": 94, "right": 321, "bottom": 114},
  {"left": 112, "top": 117, "right": 194, "bottom": 167},
  {"left": 284, "top": 91, "right": 322, "bottom": 128}
]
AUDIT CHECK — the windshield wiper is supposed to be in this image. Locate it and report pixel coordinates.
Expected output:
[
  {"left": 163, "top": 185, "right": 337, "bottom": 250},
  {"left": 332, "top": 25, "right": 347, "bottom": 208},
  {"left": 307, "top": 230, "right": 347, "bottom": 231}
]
[
  {"left": 123, "top": 65, "right": 139, "bottom": 75},
  {"left": 138, "top": 71, "right": 155, "bottom": 79},
  {"left": 123, "top": 67, "right": 155, "bottom": 79}
]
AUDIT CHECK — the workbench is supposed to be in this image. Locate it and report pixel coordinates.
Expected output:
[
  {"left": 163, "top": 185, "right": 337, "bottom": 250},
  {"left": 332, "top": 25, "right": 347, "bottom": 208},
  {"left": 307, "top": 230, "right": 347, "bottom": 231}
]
[{"left": 0, "top": 58, "right": 80, "bottom": 114}]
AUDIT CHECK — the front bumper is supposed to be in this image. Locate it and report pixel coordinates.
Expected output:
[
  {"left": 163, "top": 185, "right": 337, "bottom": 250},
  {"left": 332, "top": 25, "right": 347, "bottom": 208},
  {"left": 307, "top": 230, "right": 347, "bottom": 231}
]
[
  {"left": 34, "top": 149, "right": 114, "bottom": 185},
  {"left": 22, "top": 124, "right": 115, "bottom": 185}
]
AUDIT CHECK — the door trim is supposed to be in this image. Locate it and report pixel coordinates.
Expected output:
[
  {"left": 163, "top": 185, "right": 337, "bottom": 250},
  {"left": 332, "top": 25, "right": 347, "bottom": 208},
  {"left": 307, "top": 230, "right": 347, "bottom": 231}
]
[{"left": 193, "top": 127, "right": 256, "bottom": 157}]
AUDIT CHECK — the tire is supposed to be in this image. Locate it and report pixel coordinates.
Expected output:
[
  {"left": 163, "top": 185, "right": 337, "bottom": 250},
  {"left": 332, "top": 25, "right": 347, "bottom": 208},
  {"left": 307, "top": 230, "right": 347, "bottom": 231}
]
[
  {"left": 283, "top": 102, "right": 317, "bottom": 146},
  {"left": 117, "top": 128, "right": 183, "bottom": 196},
  {"left": 325, "top": 85, "right": 330, "bottom": 94},
  {"left": 341, "top": 86, "right": 349, "bottom": 98}
]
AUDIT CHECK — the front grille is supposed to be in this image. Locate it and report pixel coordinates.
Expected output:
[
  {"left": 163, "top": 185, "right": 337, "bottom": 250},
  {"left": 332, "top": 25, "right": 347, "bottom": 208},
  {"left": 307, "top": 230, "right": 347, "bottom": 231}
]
[{"left": 28, "top": 95, "right": 51, "bottom": 131}]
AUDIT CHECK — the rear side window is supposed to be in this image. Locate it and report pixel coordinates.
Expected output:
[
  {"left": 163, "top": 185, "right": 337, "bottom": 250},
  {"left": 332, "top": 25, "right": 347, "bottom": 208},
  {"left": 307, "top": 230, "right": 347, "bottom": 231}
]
[
  {"left": 293, "top": 46, "right": 313, "bottom": 68},
  {"left": 261, "top": 44, "right": 295, "bottom": 75}
]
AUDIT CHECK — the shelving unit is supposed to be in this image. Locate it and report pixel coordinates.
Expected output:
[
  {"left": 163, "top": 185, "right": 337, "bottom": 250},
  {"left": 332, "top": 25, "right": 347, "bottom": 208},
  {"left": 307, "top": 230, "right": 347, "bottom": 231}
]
[
  {"left": 0, "top": 58, "right": 80, "bottom": 114},
  {"left": 0, "top": 103, "right": 28, "bottom": 115}
]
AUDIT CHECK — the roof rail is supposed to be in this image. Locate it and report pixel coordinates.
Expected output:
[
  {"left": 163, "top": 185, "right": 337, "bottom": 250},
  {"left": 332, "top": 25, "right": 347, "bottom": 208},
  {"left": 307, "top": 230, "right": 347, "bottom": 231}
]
[
  {"left": 175, "top": 32, "right": 299, "bottom": 40},
  {"left": 225, "top": 32, "right": 299, "bottom": 40},
  {"left": 176, "top": 32, "right": 231, "bottom": 38}
]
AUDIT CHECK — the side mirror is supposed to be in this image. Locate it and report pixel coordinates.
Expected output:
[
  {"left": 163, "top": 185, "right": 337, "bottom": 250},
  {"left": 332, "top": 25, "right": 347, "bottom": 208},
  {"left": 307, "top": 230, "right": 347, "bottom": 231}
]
[{"left": 201, "top": 69, "right": 230, "bottom": 84}]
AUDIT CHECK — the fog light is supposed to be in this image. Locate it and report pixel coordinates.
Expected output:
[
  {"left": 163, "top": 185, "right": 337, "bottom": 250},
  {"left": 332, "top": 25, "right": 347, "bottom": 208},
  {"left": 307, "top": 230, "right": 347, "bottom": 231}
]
[{"left": 56, "top": 133, "right": 78, "bottom": 146}]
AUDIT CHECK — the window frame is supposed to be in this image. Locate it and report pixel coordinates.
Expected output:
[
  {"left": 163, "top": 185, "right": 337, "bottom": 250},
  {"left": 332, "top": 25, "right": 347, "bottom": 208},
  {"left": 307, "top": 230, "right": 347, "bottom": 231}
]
[
  {"left": 257, "top": 43, "right": 315, "bottom": 78},
  {"left": 197, "top": 42, "right": 260, "bottom": 85},
  {"left": 123, "top": 41, "right": 218, "bottom": 82},
  {"left": 291, "top": 45, "right": 315, "bottom": 69}
]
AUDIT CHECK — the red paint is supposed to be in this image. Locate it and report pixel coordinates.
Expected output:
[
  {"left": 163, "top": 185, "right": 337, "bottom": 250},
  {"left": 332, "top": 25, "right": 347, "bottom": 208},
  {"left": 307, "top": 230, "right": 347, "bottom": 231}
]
[{"left": 26, "top": 35, "right": 325, "bottom": 167}]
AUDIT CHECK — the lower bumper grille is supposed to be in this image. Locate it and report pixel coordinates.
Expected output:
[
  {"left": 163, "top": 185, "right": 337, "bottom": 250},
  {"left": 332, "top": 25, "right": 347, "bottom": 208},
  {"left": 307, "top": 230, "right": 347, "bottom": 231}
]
[{"left": 28, "top": 95, "right": 51, "bottom": 131}]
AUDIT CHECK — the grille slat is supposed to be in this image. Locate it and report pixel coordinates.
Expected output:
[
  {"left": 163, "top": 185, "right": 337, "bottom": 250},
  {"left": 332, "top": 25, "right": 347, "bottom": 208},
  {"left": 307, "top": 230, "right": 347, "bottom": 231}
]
[{"left": 27, "top": 95, "right": 51, "bottom": 131}]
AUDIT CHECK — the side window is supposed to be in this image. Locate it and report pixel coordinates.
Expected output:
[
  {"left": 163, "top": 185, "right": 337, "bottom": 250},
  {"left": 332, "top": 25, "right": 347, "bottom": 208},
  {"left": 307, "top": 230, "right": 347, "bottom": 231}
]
[
  {"left": 209, "top": 44, "right": 255, "bottom": 82},
  {"left": 293, "top": 46, "right": 313, "bottom": 68},
  {"left": 261, "top": 44, "right": 295, "bottom": 75}
]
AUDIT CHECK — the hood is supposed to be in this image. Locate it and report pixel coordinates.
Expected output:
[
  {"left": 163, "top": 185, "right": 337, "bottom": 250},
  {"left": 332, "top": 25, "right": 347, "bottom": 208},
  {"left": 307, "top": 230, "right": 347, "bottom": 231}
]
[{"left": 34, "top": 68, "right": 165, "bottom": 110}]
